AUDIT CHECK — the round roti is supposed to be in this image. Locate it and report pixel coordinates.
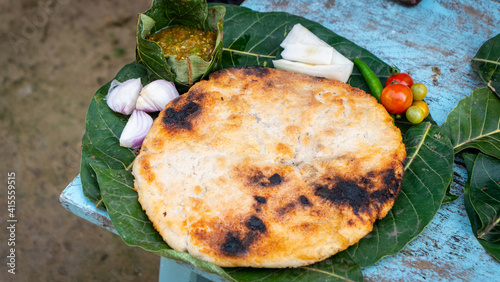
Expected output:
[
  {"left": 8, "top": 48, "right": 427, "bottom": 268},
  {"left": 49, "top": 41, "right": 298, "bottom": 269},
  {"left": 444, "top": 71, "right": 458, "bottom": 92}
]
[{"left": 133, "top": 66, "right": 406, "bottom": 268}]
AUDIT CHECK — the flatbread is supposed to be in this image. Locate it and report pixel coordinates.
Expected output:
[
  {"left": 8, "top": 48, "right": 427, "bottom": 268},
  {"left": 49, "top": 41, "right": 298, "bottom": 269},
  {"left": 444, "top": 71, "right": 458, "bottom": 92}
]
[{"left": 133, "top": 66, "right": 406, "bottom": 268}]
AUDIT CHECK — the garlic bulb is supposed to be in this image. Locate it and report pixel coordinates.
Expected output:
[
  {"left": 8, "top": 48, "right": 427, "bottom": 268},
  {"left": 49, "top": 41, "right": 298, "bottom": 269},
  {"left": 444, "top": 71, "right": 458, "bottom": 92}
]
[
  {"left": 106, "top": 78, "right": 143, "bottom": 115},
  {"left": 136, "top": 80, "right": 179, "bottom": 112},
  {"left": 119, "top": 110, "right": 153, "bottom": 149}
]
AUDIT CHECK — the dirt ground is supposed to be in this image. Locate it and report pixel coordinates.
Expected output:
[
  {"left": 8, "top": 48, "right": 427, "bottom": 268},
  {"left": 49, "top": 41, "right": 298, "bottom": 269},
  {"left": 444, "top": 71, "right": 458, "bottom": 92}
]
[{"left": 0, "top": 0, "right": 165, "bottom": 281}]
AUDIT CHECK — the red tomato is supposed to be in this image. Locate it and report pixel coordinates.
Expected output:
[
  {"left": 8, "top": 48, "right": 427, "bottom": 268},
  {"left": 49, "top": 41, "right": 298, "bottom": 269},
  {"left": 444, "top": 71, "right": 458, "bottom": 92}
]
[
  {"left": 380, "top": 84, "right": 414, "bottom": 114},
  {"left": 385, "top": 73, "right": 414, "bottom": 87}
]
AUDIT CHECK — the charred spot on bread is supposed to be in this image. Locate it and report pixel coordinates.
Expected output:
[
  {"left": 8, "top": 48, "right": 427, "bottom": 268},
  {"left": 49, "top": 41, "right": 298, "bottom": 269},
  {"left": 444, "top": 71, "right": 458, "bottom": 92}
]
[
  {"left": 220, "top": 217, "right": 266, "bottom": 257},
  {"left": 162, "top": 100, "right": 200, "bottom": 130},
  {"left": 248, "top": 171, "right": 266, "bottom": 186},
  {"left": 246, "top": 216, "right": 266, "bottom": 233},
  {"left": 299, "top": 195, "right": 312, "bottom": 207},
  {"left": 221, "top": 232, "right": 247, "bottom": 256},
  {"left": 314, "top": 178, "right": 370, "bottom": 216},
  {"left": 268, "top": 173, "right": 282, "bottom": 185},
  {"left": 314, "top": 170, "right": 403, "bottom": 216},
  {"left": 241, "top": 65, "right": 270, "bottom": 78},
  {"left": 383, "top": 168, "right": 402, "bottom": 195},
  {"left": 254, "top": 196, "right": 267, "bottom": 204},
  {"left": 247, "top": 170, "right": 284, "bottom": 188},
  {"left": 277, "top": 202, "right": 297, "bottom": 216},
  {"left": 186, "top": 88, "right": 208, "bottom": 102},
  {"left": 370, "top": 169, "right": 403, "bottom": 207}
]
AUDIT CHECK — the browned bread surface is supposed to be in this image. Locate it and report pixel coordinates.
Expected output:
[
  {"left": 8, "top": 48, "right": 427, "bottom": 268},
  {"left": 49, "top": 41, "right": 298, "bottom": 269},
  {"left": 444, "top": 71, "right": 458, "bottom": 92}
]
[{"left": 133, "top": 66, "right": 406, "bottom": 268}]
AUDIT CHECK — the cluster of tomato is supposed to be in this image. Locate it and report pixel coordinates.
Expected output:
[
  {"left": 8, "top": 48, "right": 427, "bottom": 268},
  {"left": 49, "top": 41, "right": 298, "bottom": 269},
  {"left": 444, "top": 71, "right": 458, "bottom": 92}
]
[{"left": 380, "top": 73, "right": 429, "bottom": 124}]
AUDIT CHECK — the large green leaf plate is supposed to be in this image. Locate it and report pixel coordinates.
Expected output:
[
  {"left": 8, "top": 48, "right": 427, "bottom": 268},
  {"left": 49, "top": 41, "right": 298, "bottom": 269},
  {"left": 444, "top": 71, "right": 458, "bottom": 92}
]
[
  {"left": 463, "top": 152, "right": 500, "bottom": 261},
  {"left": 441, "top": 87, "right": 500, "bottom": 159},
  {"left": 472, "top": 33, "right": 500, "bottom": 98},
  {"left": 80, "top": 3, "right": 454, "bottom": 280}
]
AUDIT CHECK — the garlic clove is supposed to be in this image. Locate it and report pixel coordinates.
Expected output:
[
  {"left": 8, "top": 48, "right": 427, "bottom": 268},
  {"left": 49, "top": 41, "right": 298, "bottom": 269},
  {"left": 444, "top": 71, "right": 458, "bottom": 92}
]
[
  {"left": 105, "top": 78, "right": 143, "bottom": 115},
  {"left": 119, "top": 110, "right": 153, "bottom": 149},
  {"left": 136, "top": 80, "right": 179, "bottom": 112}
]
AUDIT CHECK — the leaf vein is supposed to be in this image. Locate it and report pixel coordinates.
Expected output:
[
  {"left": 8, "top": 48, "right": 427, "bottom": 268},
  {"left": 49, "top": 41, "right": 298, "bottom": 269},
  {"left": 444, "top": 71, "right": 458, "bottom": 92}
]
[{"left": 404, "top": 123, "right": 432, "bottom": 170}]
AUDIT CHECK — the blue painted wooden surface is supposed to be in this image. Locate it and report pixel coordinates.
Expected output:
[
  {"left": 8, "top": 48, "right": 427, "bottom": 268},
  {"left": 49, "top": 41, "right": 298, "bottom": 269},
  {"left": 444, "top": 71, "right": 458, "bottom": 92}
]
[
  {"left": 60, "top": 175, "right": 118, "bottom": 235},
  {"left": 61, "top": 0, "right": 500, "bottom": 281}
]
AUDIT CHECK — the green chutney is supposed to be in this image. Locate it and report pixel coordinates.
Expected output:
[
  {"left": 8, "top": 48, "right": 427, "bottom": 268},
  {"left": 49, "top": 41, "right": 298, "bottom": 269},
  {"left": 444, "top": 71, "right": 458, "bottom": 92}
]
[{"left": 150, "top": 25, "right": 217, "bottom": 61}]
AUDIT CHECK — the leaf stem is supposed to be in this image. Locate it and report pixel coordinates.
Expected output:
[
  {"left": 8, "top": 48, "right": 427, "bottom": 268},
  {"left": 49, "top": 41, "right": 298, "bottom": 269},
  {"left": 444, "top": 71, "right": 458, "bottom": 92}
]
[
  {"left": 299, "top": 266, "right": 356, "bottom": 282},
  {"left": 478, "top": 216, "right": 500, "bottom": 240},
  {"left": 487, "top": 80, "right": 497, "bottom": 93},
  {"left": 471, "top": 58, "right": 500, "bottom": 65},
  {"left": 454, "top": 129, "right": 500, "bottom": 152},
  {"left": 222, "top": 48, "right": 276, "bottom": 59},
  {"left": 95, "top": 198, "right": 104, "bottom": 208},
  {"left": 126, "top": 159, "right": 135, "bottom": 171}
]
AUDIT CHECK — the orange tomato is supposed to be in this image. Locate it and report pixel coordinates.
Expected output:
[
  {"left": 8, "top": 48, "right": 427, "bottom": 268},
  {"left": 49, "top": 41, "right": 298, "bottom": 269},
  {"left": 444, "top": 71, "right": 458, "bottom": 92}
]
[{"left": 380, "top": 84, "right": 413, "bottom": 114}]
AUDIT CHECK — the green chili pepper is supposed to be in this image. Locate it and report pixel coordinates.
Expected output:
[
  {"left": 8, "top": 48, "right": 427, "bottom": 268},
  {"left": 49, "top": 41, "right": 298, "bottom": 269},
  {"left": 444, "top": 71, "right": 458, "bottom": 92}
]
[{"left": 352, "top": 58, "right": 383, "bottom": 102}]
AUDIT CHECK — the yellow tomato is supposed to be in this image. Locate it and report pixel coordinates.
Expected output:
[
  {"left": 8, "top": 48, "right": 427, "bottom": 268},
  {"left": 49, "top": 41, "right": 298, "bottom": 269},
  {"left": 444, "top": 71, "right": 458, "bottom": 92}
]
[{"left": 412, "top": 100, "right": 429, "bottom": 118}]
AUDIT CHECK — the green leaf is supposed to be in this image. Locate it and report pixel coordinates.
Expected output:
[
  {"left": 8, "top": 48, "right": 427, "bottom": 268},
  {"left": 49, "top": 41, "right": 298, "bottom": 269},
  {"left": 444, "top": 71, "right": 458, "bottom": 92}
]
[
  {"left": 228, "top": 257, "right": 362, "bottom": 282},
  {"left": 442, "top": 183, "right": 459, "bottom": 204},
  {"left": 468, "top": 154, "right": 500, "bottom": 243},
  {"left": 441, "top": 87, "right": 500, "bottom": 159},
  {"left": 92, "top": 164, "right": 166, "bottom": 249},
  {"left": 472, "top": 33, "right": 500, "bottom": 97},
  {"left": 340, "top": 122, "right": 454, "bottom": 267},
  {"left": 80, "top": 134, "right": 103, "bottom": 208},
  {"left": 463, "top": 153, "right": 500, "bottom": 261},
  {"left": 142, "top": 0, "right": 170, "bottom": 32},
  {"left": 462, "top": 151, "right": 479, "bottom": 179},
  {"left": 80, "top": 62, "right": 153, "bottom": 208},
  {"left": 164, "top": 0, "right": 208, "bottom": 30},
  {"left": 136, "top": 0, "right": 225, "bottom": 88},
  {"left": 395, "top": 113, "right": 437, "bottom": 136}
]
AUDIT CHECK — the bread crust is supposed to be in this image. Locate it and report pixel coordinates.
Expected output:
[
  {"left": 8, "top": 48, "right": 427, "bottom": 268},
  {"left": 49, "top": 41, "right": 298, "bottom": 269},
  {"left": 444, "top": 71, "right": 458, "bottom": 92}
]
[{"left": 133, "top": 66, "right": 406, "bottom": 268}]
